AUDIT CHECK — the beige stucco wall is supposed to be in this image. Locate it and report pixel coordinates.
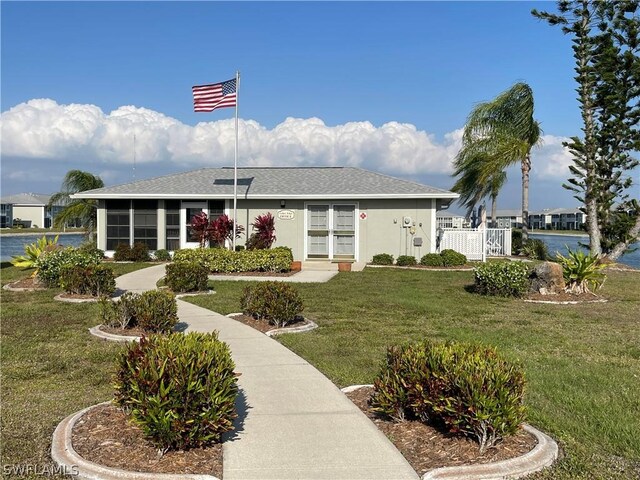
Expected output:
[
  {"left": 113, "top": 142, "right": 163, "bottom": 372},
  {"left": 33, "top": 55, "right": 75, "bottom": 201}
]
[{"left": 12, "top": 205, "right": 45, "bottom": 228}]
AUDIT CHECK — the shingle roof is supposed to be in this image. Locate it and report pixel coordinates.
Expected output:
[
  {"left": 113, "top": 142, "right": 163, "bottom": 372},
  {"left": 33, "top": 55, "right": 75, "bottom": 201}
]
[
  {"left": 73, "top": 167, "right": 458, "bottom": 200},
  {"left": 0, "top": 193, "right": 52, "bottom": 206}
]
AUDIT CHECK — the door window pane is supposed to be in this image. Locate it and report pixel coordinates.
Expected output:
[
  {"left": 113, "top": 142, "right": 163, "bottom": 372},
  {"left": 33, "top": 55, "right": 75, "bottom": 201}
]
[
  {"left": 106, "top": 200, "right": 130, "bottom": 250},
  {"left": 309, "top": 205, "right": 329, "bottom": 230},
  {"left": 133, "top": 200, "right": 157, "bottom": 250},
  {"left": 333, "top": 205, "right": 355, "bottom": 231}
]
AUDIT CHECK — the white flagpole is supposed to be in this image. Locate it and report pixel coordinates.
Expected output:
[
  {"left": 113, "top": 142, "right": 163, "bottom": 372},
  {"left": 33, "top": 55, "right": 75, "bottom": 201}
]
[{"left": 233, "top": 70, "right": 240, "bottom": 251}]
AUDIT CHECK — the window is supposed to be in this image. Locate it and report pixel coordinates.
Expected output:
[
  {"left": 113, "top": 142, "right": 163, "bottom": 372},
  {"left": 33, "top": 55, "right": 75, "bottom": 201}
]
[
  {"left": 208, "top": 200, "right": 224, "bottom": 220},
  {"left": 133, "top": 200, "right": 157, "bottom": 250},
  {"left": 165, "top": 200, "right": 180, "bottom": 251},
  {"left": 106, "top": 200, "right": 131, "bottom": 250}
]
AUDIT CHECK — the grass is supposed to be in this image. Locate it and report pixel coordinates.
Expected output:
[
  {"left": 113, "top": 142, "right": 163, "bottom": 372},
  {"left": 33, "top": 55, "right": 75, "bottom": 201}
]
[
  {"left": 1, "top": 264, "right": 638, "bottom": 478},
  {"left": 187, "top": 268, "right": 640, "bottom": 479}
]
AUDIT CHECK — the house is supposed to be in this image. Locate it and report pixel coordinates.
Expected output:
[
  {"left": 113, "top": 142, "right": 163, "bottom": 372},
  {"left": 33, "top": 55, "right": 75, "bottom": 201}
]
[
  {"left": 529, "top": 208, "right": 586, "bottom": 230},
  {"left": 436, "top": 211, "right": 467, "bottom": 229},
  {"left": 73, "top": 167, "right": 459, "bottom": 262},
  {"left": 488, "top": 209, "right": 523, "bottom": 229},
  {"left": 0, "top": 193, "right": 67, "bottom": 228}
]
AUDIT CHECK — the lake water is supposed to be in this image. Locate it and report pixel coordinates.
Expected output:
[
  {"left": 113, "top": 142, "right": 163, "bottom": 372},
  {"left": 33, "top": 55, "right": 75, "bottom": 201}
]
[
  {"left": 0, "top": 233, "right": 85, "bottom": 262},
  {"left": 529, "top": 233, "right": 639, "bottom": 268}
]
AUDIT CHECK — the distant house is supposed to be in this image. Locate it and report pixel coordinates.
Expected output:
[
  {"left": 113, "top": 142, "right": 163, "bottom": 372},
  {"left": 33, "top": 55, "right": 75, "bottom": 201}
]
[
  {"left": 0, "top": 193, "right": 67, "bottom": 228},
  {"left": 436, "top": 211, "right": 467, "bottom": 229},
  {"left": 529, "top": 208, "right": 586, "bottom": 230},
  {"left": 488, "top": 209, "right": 523, "bottom": 229},
  {"left": 73, "top": 167, "right": 459, "bottom": 262}
]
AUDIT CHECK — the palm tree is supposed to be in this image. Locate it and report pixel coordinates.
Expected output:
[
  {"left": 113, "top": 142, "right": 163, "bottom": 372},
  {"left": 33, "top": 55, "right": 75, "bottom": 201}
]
[
  {"left": 49, "top": 170, "right": 104, "bottom": 238},
  {"left": 459, "top": 82, "right": 541, "bottom": 240}
]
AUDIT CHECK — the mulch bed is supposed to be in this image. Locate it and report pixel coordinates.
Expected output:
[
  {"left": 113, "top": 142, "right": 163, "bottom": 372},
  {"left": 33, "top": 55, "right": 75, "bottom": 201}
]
[
  {"left": 229, "top": 313, "right": 307, "bottom": 334},
  {"left": 526, "top": 291, "right": 606, "bottom": 302},
  {"left": 99, "top": 325, "right": 148, "bottom": 337},
  {"left": 345, "top": 386, "right": 537, "bottom": 476},
  {"left": 6, "top": 276, "right": 47, "bottom": 290},
  {"left": 72, "top": 403, "right": 222, "bottom": 477},
  {"left": 211, "top": 271, "right": 296, "bottom": 277}
]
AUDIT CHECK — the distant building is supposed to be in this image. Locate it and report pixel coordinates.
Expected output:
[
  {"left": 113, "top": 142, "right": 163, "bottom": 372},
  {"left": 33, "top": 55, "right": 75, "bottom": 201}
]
[
  {"left": 0, "top": 193, "right": 70, "bottom": 228},
  {"left": 436, "top": 211, "right": 468, "bottom": 229},
  {"left": 488, "top": 209, "right": 523, "bottom": 228},
  {"left": 529, "top": 208, "right": 586, "bottom": 230}
]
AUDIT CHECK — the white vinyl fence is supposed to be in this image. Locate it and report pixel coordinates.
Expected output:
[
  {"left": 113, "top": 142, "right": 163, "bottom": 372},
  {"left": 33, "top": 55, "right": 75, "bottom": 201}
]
[{"left": 439, "top": 228, "right": 512, "bottom": 261}]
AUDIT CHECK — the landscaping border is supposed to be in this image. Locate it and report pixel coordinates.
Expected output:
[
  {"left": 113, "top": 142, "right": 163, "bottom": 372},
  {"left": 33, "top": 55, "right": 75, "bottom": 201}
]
[
  {"left": 89, "top": 325, "right": 141, "bottom": 343},
  {"left": 226, "top": 313, "right": 318, "bottom": 336},
  {"left": 3, "top": 281, "right": 47, "bottom": 292},
  {"left": 366, "top": 265, "right": 473, "bottom": 272},
  {"left": 341, "top": 385, "right": 558, "bottom": 480},
  {"left": 524, "top": 298, "right": 608, "bottom": 305},
  {"left": 175, "top": 290, "right": 216, "bottom": 299},
  {"left": 55, "top": 293, "right": 99, "bottom": 304},
  {"left": 51, "top": 402, "right": 219, "bottom": 480}
]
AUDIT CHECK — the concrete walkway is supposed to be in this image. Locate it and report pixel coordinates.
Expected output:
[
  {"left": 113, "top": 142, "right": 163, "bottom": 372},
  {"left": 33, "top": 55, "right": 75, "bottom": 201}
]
[{"left": 115, "top": 265, "right": 418, "bottom": 480}]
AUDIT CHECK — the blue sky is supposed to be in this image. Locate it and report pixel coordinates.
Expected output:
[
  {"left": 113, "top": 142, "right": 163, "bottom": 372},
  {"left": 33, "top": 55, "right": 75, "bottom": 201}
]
[{"left": 1, "top": 1, "right": 596, "bottom": 212}]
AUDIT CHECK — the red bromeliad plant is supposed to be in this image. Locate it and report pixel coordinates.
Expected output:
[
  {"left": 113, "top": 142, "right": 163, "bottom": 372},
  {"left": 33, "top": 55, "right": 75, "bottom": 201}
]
[
  {"left": 247, "top": 213, "right": 276, "bottom": 250},
  {"left": 190, "top": 213, "right": 244, "bottom": 249}
]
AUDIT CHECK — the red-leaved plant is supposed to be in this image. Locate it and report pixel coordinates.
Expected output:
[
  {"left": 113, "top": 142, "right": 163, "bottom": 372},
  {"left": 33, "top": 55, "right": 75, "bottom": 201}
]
[
  {"left": 190, "top": 212, "right": 244, "bottom": 249},
  {"left": 247, "top": 213, "right": 276, "bottom": 250}
]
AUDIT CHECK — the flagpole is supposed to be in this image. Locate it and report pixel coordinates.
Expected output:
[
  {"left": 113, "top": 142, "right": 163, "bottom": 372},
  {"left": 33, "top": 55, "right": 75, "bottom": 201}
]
[{"left": 233, "top": 70, "right": 240, "bottom": 251}]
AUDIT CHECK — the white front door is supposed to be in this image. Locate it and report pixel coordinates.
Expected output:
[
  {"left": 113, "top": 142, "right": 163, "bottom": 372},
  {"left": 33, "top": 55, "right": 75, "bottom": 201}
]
[
  {"left": 306, "top": 203, "right": 357, "bottom": 260},
  {"left": 181, "top": 201, "right": 207, "bottom": 248}
]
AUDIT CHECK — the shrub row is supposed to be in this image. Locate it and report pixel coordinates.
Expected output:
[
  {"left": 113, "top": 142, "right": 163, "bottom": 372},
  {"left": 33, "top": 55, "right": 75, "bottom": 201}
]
[
  {"left": 36, "top": 247, "right": 103, "bottom": 287},
  {"left": 370, "top": 340, "right": 526, "bottom": 452},
  {"left": 240, "top": 281, "right": 304, "bottom": 327},
  {"left": 165, "top": 261, "right": 209, "bottom": 293},
  {"left": 372, "top": 249, "right": 467, "bottom": 268},
  {"left": 474, "top": 261, "right": 530, "bottom": 297},
  {"left": 114, "top": 332, "right": 238, "bottom": 451},
  {"left": 59, "top": 264, "right": 116, "bottom": 297},
  {"left": 173, "top": 246, "right": 293, "bottom": 273},
  {"left": 100, "top": 290, "right": 178, "bottom": 333},
  {"left": 114, "top": 242, "right": 151, "bottom": 262}
]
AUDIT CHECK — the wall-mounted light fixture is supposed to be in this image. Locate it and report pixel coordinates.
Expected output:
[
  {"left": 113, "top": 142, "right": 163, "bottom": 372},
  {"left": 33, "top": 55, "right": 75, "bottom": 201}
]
[{"left": 280, "top": 200, "right": 286, "bottom": 208}]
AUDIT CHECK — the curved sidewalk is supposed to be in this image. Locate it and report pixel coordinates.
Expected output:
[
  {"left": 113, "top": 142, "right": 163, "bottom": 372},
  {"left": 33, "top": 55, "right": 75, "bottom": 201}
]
[{"left": 116, "top": 265, "right": 418, "bottom": 480}]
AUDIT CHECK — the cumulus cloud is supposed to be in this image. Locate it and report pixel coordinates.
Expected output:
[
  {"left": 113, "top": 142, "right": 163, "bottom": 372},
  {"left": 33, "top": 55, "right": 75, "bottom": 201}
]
[
  {"left": 531, "top": 134, "right": 574, "bottom": 179},
  {"left": 1, "top": 98, "right": 572, "bottom": 180}
]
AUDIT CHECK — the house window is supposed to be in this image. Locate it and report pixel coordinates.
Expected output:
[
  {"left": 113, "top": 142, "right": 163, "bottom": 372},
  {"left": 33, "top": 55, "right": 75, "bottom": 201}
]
[
  {"left": 133, "top": 200, "right": 157, "bottom": 250},
  {"left": 106, "top": 200, "right": 131, "bottom": 250},
  {"left": 208, "top": 200, "right": 224, "bottom": 220},
  {"left": 165, "top": 200, "right": 180, "bottom": 251}
]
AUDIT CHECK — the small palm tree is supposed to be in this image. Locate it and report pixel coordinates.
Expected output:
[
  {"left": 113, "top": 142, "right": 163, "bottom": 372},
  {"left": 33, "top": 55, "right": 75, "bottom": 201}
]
[
  {"left": 459, "top": 82, "right": 541, "bottom": 240},
  {"left": 49, "top": 170, "right": 104, "bottom": 238}
]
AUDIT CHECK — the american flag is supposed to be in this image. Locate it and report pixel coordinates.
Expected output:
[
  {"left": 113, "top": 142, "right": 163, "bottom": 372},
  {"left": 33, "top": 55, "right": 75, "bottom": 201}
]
[{"left": 192, "top": 78, "right": 237, "bottom": 112}]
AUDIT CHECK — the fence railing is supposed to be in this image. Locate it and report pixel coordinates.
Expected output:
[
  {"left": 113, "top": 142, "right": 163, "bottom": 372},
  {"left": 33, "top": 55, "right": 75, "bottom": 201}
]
[{"left": 439, "top": 228, "right": 512, "bottom": 261}]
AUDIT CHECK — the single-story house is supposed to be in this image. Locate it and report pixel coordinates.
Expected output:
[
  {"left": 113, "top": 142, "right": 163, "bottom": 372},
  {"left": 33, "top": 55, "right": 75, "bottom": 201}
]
[
  {"left": 0, "top": 193, "right": 67, "bottom": 228},
  {"left": 73, "top": 167, "right": 459, "bottom": 262}
]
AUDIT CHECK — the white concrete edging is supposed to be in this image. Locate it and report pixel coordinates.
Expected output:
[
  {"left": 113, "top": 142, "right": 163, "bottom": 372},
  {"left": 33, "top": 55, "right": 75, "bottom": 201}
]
[
  {"left": 341, "top": 385, "right": 558, "bottom": 480},
  {"left": 3, "top": 282, "right": 47, "bottom": 292},
  {"left": 54, "top": 293, "right": 99, "bottom": 303},
  {"left": 524, "top": 298, "right": 607, "bottom": 305},
  {"left": 226, "top": 313, "right": 318, "bottom": 336},
  {"left": 175, "top": 290, "right": 216, "bottom": 299},
  {"left": 89, "top": 325, "right": 141, "bottom": 343},
  {"left": 51, "top": 402, "right": 219, "bottom": 480}
]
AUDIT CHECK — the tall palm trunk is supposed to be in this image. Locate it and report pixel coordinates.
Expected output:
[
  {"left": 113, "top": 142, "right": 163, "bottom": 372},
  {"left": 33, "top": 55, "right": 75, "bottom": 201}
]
[
  {"left": 490, "top": 194, "right": 498, "bottom": 229},
  {"left": 521, "top": 154, "right": 531, "bottom": 241}
]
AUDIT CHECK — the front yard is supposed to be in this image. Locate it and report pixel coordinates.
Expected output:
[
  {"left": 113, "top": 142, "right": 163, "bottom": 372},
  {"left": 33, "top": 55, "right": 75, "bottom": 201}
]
[{"left": 1, "top": 263, "right": 638, "bottom": 478}]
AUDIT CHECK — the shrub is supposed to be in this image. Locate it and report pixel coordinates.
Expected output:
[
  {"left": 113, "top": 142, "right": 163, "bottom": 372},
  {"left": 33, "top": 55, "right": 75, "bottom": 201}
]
[
  {"left": 420, "top": 253, "right": 444, "bottom": 267},
  {"left": 135, "top": 290, "right": 178, "bottom": 333},
  {"left": 130, "top": 242, "right": 150, "bottom": 262},
  {"left": 11, "top": 235, "right": 60, "bottom": 272},
  {"left": 372, "top": 253, "right": 394, "bottom": 265},
  {"left": 240, "top": 281, "right": 304, "bottom": 328},
  {"left": 78, "top": 240, "right": 105, "bottom": 259},
  {"left": 474, "top": 261, "right": 530, "bottom": 297},
  {"left": 396, "top": 255, "right": 417, "bottom": 267},
  {"left": 370, "top": 340, "right": 526, "bottom": 452},
  {"left": 165, "top": 261, "right": 209, "bottom": 293},
  {"left": 440, "top": 249, "right": 467, "bottom": 266},
  {"left": 246, "top": 212, "right": 276, "bottom": 250},
  {"left": 36, "top": 247, "right": 103, "bottom": 287},
  {"left": 113, "top": 243, "right": 132, "bottom": 261},
  {"left": 99, "top": 292, "right": 138, "bottom": 329},
  {"left": 154, "top": 249, "right": 172, "bottom": 261},
  {"left": 556, "top": 248, "right": 607, "bottom": 294},
  {"left": 173, "top": 246, "right": 293, "bottom": 273},
  {"left": 59, "top": 264, "right": 116, "bottom": 296},
  {"left": 114, "top": 332, "right": 238, "bottom": 451},
  {"left": 521, "top": 239, "right": 548, "bottom": 260},
  {"left": 512, "top": 229, "right": 523, "bottom": 254}
]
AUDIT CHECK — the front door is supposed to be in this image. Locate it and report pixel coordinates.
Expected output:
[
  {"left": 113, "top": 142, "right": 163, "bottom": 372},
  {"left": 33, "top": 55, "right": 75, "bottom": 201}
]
[
  {"left": 306, "top": 203, "right": 357, "bottom": 260},
  {"left": 182, "top": 201, "right": 207, "bottom": 248}
]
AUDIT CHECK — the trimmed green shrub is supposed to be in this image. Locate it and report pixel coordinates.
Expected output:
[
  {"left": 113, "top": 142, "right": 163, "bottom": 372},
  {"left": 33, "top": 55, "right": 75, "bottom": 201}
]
[
  {"left": 59, "top": 264, "right": 116, "bottom": 296},
  {"left": 78, "top": 240, "right": 105, "bottom": 259},
  {"left": 135, "top": 290, "right": 178, "bottom": 333},
  {"left": 521, "top": 239, "right": 548, "bottom": 260},
  {"left": 556, "top": 248, "right": 607, "bottom": 294},
  {"left": 130, "top": 242, "right": 151, "bottom": 262},
  {"left": 173, "top": 246, "right": 293, "bottom": 273},
  {"left": 372, "top": 253, "right": 394, "bottom": 265},
  {"left": 240, "top": 281, "right": 304, "bottom": 327},
  {"left": 165, "top": 261, "right": 209, "bottom": 293},
  {"left": 154, "top": 249, "right": 172, "bottom": 261},
  {"left": 114, "top": 332, "right": 238, "bottom": 451},
  {"left": 440, "top": 249, "right": 467, "bottom": 266},
  {"left": 420, "top": 253, "right": 444, "bottom": 267},
  {"left": 99, "top": 293, "right": 138, "bottom": 329},
  {"left": 396, "top": 255, "right": 417, "bottom": 267},
  {"left": 474, "top": 261, "right": 530, "bottom": 297},
  {"left": 370, "top": 340, "right": 526, "bottom": 452},
  {"left": 113, "top": 243, "right": 132, "bottom": 261},
  {"left": 512, "top": 229, "right": 523, "bottom": 254},
  {"left": 36, "top": 247, "right": 103, "bottom": 287}
]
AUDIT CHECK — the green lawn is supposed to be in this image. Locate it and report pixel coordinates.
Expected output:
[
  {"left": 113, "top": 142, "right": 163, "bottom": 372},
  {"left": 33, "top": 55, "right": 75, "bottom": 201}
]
[
  {"left": 1, "top": 264, "right": 638, "bottom": 478},
  {"left": 187, "top": 268, "right": 640, "bottom": 479}
]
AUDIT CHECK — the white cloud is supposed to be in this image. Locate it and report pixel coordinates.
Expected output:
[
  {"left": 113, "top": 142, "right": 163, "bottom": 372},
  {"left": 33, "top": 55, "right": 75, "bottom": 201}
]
[{"left": 1, "top": 99, "right": 573, "bottom": 181}]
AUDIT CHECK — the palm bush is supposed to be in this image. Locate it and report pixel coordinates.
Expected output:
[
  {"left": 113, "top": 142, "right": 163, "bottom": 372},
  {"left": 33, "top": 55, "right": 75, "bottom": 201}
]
[
  {"left": 10, "top": 235, "right": 60, "bottom": 275},
  {"left": 246, "top": 212, "right": 276, "bottom": 250},
  {"left": 556, "top": 248, "right": 607, "bottom": 294}
]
